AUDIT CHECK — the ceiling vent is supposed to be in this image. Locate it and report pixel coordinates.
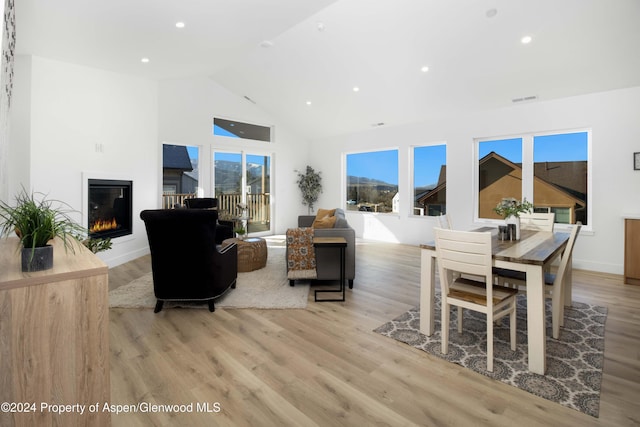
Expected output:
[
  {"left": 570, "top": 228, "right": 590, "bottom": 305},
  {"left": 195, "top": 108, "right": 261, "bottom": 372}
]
[{"left": 512, "top": 95, "right": 538, "bottom": 103}]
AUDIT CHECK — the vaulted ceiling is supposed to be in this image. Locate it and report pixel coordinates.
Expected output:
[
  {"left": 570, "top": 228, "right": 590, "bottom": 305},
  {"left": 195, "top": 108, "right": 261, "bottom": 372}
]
[{"left": 15, "top": 0, "right": 640, "bottom": 140}]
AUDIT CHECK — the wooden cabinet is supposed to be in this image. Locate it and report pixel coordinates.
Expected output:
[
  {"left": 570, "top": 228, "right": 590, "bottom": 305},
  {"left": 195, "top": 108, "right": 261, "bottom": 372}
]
[
  {"left": 0, "top": 237, "right": 110, "bottom": 426},
  {"left": 625, "top": 218, "right": 640, "bottom": 285}
]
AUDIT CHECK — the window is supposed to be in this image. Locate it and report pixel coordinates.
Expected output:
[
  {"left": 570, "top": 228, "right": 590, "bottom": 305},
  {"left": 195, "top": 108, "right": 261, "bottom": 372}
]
[
  {"left": 533, "top": 132, "right": 588, "bottom": 225},
  {"left": 162, "top": 144, "right": 199, "bottom": 209},
  {"left": 476, "top": 131, "right": 589, "bottom": 226},
  {"left": 346, "top": 149, "right": 398, "bottom": 213},
  {"left": 213, "top": 118, "right": 272, "bottom": 142},
  {"left": 413, "top": 144, "right": 446, "bottom": 216}
]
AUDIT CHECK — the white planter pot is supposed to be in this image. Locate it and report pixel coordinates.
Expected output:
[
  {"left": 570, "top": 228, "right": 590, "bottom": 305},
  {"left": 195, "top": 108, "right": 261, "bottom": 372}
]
[{"left": 505, "top": 215, "right": 521, "bottom": 240}]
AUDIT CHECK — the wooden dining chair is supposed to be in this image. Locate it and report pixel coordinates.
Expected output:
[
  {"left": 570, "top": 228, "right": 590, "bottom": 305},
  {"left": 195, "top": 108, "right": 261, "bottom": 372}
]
[
  {"left": 519, "top": 212, "right": 555, "bottom": 232},
  {"left": 494, "top": 222, "right": 582, "bottom": 339},
  {"left": 435, "top": 227, "right": 518, "bottom": 372},
  {"left": 438, "top": 213, "right": 453, "bottom": 229}
]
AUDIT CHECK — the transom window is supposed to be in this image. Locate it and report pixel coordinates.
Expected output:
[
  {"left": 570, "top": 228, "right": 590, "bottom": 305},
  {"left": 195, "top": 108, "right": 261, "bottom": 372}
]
[{"left": 213, "top": 118, "right": 272, "bottom": 142}]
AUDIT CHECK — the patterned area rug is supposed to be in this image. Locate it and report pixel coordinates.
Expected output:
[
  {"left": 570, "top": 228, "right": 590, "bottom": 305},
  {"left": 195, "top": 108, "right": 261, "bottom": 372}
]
[
  {"left": 374, "top": 294, "right": 607, "bottom": 417},
  {"left": 109, "top": 241, "right": 310, "bottom": 310}
]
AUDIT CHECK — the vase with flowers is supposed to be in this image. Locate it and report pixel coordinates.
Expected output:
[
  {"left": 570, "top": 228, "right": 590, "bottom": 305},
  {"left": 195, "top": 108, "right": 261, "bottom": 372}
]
[{"left": 493, "top": 197, "right": 533, "bottom": 240}]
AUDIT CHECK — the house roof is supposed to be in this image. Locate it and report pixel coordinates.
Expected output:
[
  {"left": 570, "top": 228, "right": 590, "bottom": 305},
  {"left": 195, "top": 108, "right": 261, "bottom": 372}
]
[
  {"left": 417, "top": 151, "right": 586, "bottom": 206},
  {"left": 15, "top": 0, "right": 640, "bottom": 140},
  {"left": 162, "top": 145, "right": 193, "bottom": 171}
]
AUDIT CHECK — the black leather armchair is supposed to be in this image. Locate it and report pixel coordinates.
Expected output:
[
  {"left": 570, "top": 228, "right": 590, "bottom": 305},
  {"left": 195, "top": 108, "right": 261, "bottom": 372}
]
[
  {"left": 140, "top": 209, "right": 238, "bottom": 313},
  {"left": 183, "top": 197, "right": 234, "bottom": 243}
]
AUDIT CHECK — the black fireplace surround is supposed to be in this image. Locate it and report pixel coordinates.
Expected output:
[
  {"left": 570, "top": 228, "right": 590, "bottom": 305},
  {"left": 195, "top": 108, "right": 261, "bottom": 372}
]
[{"left": 88, "top": 179, "right": 133, "bottom": 239}]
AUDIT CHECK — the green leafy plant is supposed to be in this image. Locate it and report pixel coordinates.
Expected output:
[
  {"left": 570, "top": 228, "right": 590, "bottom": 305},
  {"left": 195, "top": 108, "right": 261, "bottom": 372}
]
[
  {"left": 493, "top": 197, "right": 534, "bottom": 218},
  {"left": 295, "top": 165, "right": 322, "bottom": 214},
  {"left": 82, "top": 237, "right": 112, "bottom": 253},
  {"left": 0, "top": 187, "right": 87, "bottom": 262}
]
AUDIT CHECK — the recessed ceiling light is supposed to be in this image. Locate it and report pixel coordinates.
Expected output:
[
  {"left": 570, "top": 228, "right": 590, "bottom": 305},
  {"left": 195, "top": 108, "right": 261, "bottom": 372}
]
[
  {"left": 353, "top": 86, "right": 360, "bottom": 92},
  {"left": 141, "top": 57, "right": 150, "bottom": 63},
  {"left": 259, "top": 40, "right": 274, "bottom": 48},
  {"left": 175, "top": 22, "right": 185, "bottom": 28},
  {"left": 306, "top": 101, "right": 312, "bottom": 106},
  {"left": 421, "top": 65, "right": 429, "bottom": 73},
  {"left": 521, "top": 35, "right": 533, "bottom": 44},
  {"left": 317, "top": 22, "right": 325, "bottom": 32},
  {"left": 486, "top": 8, "right": 498, "bottom": 18}
]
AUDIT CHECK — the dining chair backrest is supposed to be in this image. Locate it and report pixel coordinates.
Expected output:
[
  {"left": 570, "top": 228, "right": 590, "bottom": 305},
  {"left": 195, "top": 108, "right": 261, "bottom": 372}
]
[
  {"left": 438, "top": 213, "right": 452, "bottom": 230},
  {"left": 434, "top": 227, "right": 493, "bottom": 295},
  {"left": 552, "top": 221, "right": 582, "bottom": 288},
  {"left": 519, "top": 212, "right": 555, "bottom": 232}
]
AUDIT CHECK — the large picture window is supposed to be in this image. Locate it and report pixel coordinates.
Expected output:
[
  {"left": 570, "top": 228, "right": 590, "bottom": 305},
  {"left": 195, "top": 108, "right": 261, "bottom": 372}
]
[
  {"left": 413, "top": 144, "right": 447, "bottom": 216},
  {"left": 477, "top": 131, "right": 589, "bottom": 226},
  {"left": 346, "top": 149, "right": 398, "bottom": 213}
]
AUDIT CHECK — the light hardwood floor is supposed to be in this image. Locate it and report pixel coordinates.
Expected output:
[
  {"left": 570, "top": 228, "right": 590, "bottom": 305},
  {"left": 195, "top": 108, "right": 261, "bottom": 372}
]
[{"left": 108, "top": 241, "right": 640, "bottom": 426}]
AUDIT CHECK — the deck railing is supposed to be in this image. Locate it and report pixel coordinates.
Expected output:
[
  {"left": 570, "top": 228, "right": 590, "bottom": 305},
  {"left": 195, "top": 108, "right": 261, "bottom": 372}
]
[{"left": 162, "top": 193, "right": 271, "bottom": 228}]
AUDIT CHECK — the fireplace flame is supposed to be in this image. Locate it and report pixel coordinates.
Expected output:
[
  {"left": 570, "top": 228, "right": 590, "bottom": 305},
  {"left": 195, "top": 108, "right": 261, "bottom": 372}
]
[{"left": 90, "top": 218, "right": 118, "bottom": 233}]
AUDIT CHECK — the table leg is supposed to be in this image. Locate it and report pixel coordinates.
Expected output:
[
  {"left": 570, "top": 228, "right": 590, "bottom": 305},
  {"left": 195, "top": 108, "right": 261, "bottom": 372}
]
[
  {"left": 419, "top": 249, "right": 436, "bottom": 336},
  {"left": 525, "top": 265, "right": 546, "bottom": 375}
]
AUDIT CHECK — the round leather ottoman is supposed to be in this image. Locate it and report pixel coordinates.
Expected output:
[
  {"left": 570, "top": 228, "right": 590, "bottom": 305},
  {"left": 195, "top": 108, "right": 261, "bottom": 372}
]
[{"left": 222, "top": 237, "right": 268, "bottom": 272}]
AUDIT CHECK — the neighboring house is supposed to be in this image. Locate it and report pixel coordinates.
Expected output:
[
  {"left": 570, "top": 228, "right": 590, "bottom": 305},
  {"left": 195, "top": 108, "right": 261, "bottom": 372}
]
[
  {"left": 162, "top": 144, "right": 194, "bottom": 194},
  {"left": 392, "top": 192, "right": 400, "bottom": 213},
  {"left": 418, "top": 152, "right": 587, "bottom": 223},
  {"left": 416, "top": 167, "right": 447, "bottom": 216}
]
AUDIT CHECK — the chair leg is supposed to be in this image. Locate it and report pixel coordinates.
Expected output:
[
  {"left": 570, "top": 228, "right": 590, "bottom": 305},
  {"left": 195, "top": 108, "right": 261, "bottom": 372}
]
[
  {"left": 154, "top": 300, "right": 164, "bottom": 313},
  {"left": 441, "top": 302, "right": 450, "bottom": 355},
  {"left": 348, "top": 279, "right": 354, "bottom": 289},
  {"left": 552, "top": 294, "right": 561, "bottom": 340},
  {"left": 207, "top": 300, "right": 216, "bottom": 312},
  {"left": 510, "top": 306, "right": 516, "bottom": 351},
  {"left": 289, "top": 280, "right": 295, "bottom": 287},
  {"left": 486, "top": 315, "right": 494, "bottom": 372}
]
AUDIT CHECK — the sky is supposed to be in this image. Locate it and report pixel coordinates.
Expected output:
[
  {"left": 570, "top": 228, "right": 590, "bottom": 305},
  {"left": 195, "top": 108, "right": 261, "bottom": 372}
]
[
  {"left": 347, "top": 150, "right": 399, "bottom": 185},
  {"left": 479, "top": 132, "right": 588, "bottom": 163}
]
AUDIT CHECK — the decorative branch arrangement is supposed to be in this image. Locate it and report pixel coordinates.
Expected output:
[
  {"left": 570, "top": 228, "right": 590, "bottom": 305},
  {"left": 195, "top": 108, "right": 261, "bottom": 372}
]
[{"left": 295, "top": 166, "right": 322, "bottom": 214}]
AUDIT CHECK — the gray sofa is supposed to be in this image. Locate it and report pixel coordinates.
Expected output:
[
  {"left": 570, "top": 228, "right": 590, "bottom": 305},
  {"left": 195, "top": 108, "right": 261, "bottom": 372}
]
[{"left": 288, "top": 208, "right": 356, "bottom": 288}]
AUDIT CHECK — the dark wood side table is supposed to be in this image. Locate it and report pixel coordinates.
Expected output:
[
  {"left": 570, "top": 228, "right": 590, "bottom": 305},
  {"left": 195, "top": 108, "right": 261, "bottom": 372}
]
[{"left": 313, "top": 236, "right": 347, "bottom": 302}]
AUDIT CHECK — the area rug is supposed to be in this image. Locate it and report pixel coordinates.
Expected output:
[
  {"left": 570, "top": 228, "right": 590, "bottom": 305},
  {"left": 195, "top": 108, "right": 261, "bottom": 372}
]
[
  {"left": 374, "top": 294, "right": 607, "bottom": 417},
  {"left": 109, "top": 243, "right": 310, "bottom": 309}
]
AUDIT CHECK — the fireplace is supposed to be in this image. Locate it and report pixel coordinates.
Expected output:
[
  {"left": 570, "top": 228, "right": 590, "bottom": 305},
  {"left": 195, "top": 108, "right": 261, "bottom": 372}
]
[{"left": 87, "top": 179, "right": 133, "bottom": 239}]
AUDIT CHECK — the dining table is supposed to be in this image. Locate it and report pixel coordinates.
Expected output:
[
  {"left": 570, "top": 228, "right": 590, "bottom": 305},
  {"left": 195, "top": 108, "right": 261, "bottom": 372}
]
[{"left": 419, "top": 227, "right": 571, "bottom": 375}]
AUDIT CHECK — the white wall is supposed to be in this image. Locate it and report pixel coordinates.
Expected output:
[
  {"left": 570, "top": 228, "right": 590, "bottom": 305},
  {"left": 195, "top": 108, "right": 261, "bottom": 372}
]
[
  {"left": 9, "top": 55, "right": 159, "bottom": 267},
  {"left": 158, "top": 77, "right": 311, "bottom": 234},
  {"left": 309, "top": 86, "right": 640, "bottom": 275}
]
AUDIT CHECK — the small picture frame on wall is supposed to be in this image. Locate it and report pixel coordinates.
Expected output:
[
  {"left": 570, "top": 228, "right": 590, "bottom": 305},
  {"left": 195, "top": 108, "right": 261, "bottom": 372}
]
[{"left": 635, "top": 152, "right": 640, "bottom": 170}]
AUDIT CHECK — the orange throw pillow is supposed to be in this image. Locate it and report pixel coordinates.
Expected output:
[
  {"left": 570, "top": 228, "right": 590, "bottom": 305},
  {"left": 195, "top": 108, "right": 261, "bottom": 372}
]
[
  {"left": 312, "top": 208, "right": 337, "bottom": 228},
  {"left": 312, "top": 215, "right": 337, "bottom": 229}
]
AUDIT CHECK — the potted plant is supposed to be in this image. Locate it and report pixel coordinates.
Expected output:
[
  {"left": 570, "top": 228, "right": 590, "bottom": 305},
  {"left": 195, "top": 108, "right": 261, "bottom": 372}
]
[
  {"left": 233, "top": 226, "right": 246, "bottom": 240},
  {"left": 0, "top": 187, "right": 86, "bottom": 272},
  {"left": 295, "top": 165, "right": 322, "bottom": 214},
  {"left": 493, "top": 197, "right": 533, "bottom": 240}
]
